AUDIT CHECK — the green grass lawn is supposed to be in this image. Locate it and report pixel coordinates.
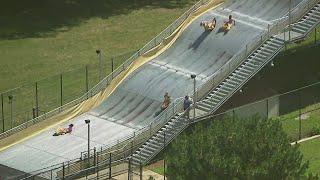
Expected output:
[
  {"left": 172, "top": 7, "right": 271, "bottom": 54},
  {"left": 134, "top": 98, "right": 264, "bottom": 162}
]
[
  {"left": 299, "top": 137, "right": 320, "bottom": 175},
  {"left": 278, "top": 104, "right": 320, "bottom": 142},
  {"left": 0, "top": 0, "right": 197, "bottom": 131},
  {"left": 287, "top": 25, "right": 320, "bottom": 50}
]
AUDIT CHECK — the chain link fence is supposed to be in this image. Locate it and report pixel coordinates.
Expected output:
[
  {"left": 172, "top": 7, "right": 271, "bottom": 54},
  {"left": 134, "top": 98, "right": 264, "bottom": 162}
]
[
  {"left": 197, "top": 81, "right": 320, "bottom": 143},
  {"left": 0, "top": 51, "right": 135, "bottom": 133}
]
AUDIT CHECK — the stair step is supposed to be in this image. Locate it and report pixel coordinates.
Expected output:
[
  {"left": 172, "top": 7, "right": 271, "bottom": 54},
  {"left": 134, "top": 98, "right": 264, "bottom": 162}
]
[
  {"left": 217, "top": 87, "right": 229, "bottom": 94},
  {"left": 250, "top": 56, "right": 265, "bottom": 63},
  {"left": 235, "top": 69, "right": 250, "bottom": 77},
  {"left": 222, "top": 81, "right": 237, "bottom": 89},
  {"left": 305, "top": 19, "right": 316, "bottom": 26},
  {"left": 149, "top": 139, "right": 163, "bottom": 147},
  {"left": 241, "top": 64, "right": 255, "bottom": 71},
  {"left": 246, "top": 61, "right": 259, "bottom": 68},
  {"left": 198, "top": 101, "right": 212, "bottom": 109},
  {"left": 239, "top": 68, "right": 252, "bottom": 75},
  {"left": 267, "top": 41, "right": 282, "bottom": 48},
  {"left": 292, "top": 27, "right": 306, "bottom": 34},
  {"left": 212, "top": 90, "right": 227, "bottom": 97},
  {"left": 210, "top": 93, "right": 224, "bottom": 100},
  {"left": 197, "top": 103, "right": 211, "bottom": 112},
  {"left": 262, "top": 45, "right": 277, "bottom": 52},
  {"left": 220, "top": 84, "right": 234, "bottom": 91},
  {"left": 205, "top": 96, "right": 221, "bottom": 103},
  {"left": 259, "top": 47, "right": 274, "bottom": 54},
  {"left": 227, "top": 77, "right": 241, "bottom": 84},
  {"left": 146, "top": 141, "right": 161, "bottom": 149},
  {"left": 231, "top": 72, "right": 246, "bottom": 80},
  {"left": 256, "top": 50, "right": 271, "bottom": 57},
  {"left": 140, "top": 149, "right": 153, "bottom": 157},
  {"left": 143, "top": 144, "right": 157, "bottom": 152},
  {"left": 308, "top": 16, "right": 319, "bottom": 23},
  {"left": 224, "top": 81, "right": 237, "bottom": 89},
  {"left": 203, "top": 99, "right": 217, "bottom": 106},
  {"left": 270, "top": 37, "right": 284, "bottom": 44},
  {"left": 132, "top": 153, "right": 147, "bottom": 162}
]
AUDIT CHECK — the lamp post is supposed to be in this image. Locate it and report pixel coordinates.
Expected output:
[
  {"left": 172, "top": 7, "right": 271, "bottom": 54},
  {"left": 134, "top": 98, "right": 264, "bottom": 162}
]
[
  {"left": 96, "top": 49, "right": 103, "bottom": 81},
  {"left": 85, "top": 119, "right": 91, "bottom": 161},
  {"left": 191, "top": 74, "right": 196, "bottom": 120}
]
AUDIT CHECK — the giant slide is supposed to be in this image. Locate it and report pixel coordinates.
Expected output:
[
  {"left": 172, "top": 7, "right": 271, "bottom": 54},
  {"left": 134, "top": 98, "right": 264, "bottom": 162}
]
[{"left": 0, "top": 0, "right": 302, "bottom": 175}]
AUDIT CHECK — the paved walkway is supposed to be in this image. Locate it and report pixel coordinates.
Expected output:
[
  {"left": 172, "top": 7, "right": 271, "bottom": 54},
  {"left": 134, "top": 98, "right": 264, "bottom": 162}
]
[{"left": 291, "top": 135, "right": 320, "bottom": 145}]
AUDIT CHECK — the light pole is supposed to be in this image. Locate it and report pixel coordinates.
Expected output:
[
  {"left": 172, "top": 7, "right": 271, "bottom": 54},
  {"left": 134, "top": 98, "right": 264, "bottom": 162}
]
[
  {"left": 85, "top": 119, "right": 91, "bottom": 161},
  {"left": 96, "top": 49, "right": 103, "bottom": 81},
  {"left": 191, "top": 74, "right": 196, "bottom": 120}
]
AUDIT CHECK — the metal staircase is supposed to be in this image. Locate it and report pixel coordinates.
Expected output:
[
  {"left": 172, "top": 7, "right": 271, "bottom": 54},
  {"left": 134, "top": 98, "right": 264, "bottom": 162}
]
[
  {"left": 197, "top": 36, "right": 285, "bottom": 114},
  {"left": 127, "top": 2, "right": 320, "bottom": 167},
  {"left": 291, "top": 3, "right": 320, "bottom": 39},
  {"left": 130, "top": 113, "right": 189, "bottom": 166}
]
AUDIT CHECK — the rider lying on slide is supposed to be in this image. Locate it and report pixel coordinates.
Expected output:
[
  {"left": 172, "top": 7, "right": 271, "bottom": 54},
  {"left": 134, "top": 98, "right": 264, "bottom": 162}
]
[
  {"left": 224, "top": 15, "right": 235, "bottom": 28},
  {"left": 200, "top": 17, "right": 217, "bottom": 30},
  {"left": 53, "top": 124, "right": 74, "bottom": 136}
]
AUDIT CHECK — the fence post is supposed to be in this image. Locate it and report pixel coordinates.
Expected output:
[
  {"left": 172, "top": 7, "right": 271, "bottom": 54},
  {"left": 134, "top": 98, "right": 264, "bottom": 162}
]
[
  {"left": 245, "top": 44, "right": 248, "bottom": 57},
  {"left": 140, "top": 162, "right": 143, "bottom": 180},
  {"left": 232, "top": 109, "right": 235, "bottom": 121},
  {"left": 315, "top": 28, "right": 317, "bottom": 44},
  {"left": 289, "top": 0, "right": 292, "bottom": 41},
  {"left": 173, "top": 101, "right": 175, "bottom": 114},
  {"left": 150, "top": 123, "right": 152, "bottom": 137},
  {"left": 94, "top": 147, "right": 97, "bottom": 167},
  {"left": 111, "top": 57, "right": 114, "bottom": 73},
  {"left": 1, "top": 94, "right": 4, "bottom": 132},
  {"left": 163, "top": 129, "right": 166, "bottom": 180},
  {"left": 299, "top": 92, "right": 302, "bottom": 140},
  {"left": 128, "top": 159, "right": 132, "bottom": 180},
  {"left": 35, "top": 82, "right": 39, "bottom": 117},
  {"left": 97, "top": 151, "right": 100, "bottom": 179},
  {"left": 85, "top": 65, "right": 89, "bottom": 94},
  {"left": 62, "top": 162, "right": 65, "bottom": 180},
  {"left": 266, "top": 99, "right": 269, "bottom": 119},
  {"left": 8, "top": 95, "right": 13, "bottom": 129},
  {"left": 60, "top": 74, "right": 63, "bottom": 107},
  {"left": 109, "top": 153, "right": 112, "bottom": 179}
]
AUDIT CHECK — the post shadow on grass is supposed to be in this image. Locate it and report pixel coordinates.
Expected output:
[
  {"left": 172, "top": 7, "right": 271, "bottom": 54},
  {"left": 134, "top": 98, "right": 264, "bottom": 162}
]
[
  {"left": 188, "top": 30, "right": 211, "bottom": 50},
  {"left": 0, "top": 0, "right": 197, "bottom": 40}
]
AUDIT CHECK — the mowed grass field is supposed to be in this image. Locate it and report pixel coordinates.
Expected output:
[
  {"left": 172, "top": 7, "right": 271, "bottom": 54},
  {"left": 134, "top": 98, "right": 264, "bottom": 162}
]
[
  {"left": 0, "top": 0, "right": 198, "bottom": 131},
  {"left": 0, "top": 0, "right": 197, "bottom": 92},
  {"left": 299, "top": 137, "right": 320, "bottom": 175}
]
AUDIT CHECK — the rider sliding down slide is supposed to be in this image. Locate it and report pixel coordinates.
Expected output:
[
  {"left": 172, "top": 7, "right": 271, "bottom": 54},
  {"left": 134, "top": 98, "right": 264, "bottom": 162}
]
[
  {"left": 223, "top": 15, "right": 236, "bottom": 31},
  {"left": 200, "top": 17, "right": 217, "bottom": 31}
]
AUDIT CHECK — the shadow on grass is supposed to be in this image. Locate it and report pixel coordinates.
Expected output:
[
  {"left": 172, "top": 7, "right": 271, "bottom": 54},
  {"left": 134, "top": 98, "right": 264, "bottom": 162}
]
[
  {"left": 219, "top": 44, "right": 320, "bottom": 112},
  {"left": 0, "top": 0, "right": 196, "bottom": 40}
]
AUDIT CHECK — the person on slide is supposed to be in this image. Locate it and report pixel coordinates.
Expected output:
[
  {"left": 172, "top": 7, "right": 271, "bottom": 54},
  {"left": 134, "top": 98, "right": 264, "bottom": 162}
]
[
  {"left": 200, "top": 17, "right": 216, "bottom": 31},
  {"left": 53, "top": 124, "right": 74, "bottom": 136},
  {"left": 224, "top": 15, "right": 235, "bottom": 30}
]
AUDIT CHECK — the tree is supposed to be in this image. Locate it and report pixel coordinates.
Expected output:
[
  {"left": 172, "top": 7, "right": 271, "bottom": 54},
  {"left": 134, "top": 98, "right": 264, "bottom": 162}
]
[{"left": 166, "top": 115, "right": 308, "bottom": 179}]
